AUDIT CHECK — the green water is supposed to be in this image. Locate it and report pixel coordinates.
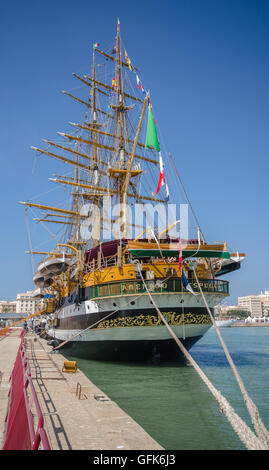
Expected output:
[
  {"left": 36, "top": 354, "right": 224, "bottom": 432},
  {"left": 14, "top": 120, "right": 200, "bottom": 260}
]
[{"left": 65, "top": 327, "right": 269, "bottom": 450}]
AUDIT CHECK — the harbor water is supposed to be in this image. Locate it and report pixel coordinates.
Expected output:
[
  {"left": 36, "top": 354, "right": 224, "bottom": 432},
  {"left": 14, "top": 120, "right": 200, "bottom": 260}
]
[{"left": 65, "top": 327, "right": 269, "bottom": 450}]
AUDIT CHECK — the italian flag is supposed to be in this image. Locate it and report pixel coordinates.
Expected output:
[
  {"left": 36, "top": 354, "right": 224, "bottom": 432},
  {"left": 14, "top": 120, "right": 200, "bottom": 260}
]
[
  {"left": 156, "top": 153, "right": 165, "bottom": 194},
  {"left": 178, "top": 239, "right": 182, "bottom": 271}
]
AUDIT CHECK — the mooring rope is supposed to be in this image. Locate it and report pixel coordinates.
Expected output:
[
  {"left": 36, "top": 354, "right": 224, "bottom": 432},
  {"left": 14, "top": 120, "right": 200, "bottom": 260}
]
[
  {"left": 192, "top": 269, "right": 269, "bottom": 449},
  {"left": 137, "top": 265, "right": 269, "bottom": 450}
]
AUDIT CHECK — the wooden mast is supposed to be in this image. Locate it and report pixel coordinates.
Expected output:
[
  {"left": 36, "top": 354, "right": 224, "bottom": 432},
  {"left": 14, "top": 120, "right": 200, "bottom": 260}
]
[
  {"left": 25, "top": 21, "right": 161, "bottom": 272},
  {"left": 91, "top": 44, "right": 101, "bottom": 248},
  {"left": 115, "top": 18, "right": 127, "bottom": 243},
  {"left": 121, "top": 92, "right": 149, "bottom": 237},
  {"left": 68, "top": 142, "right": 82, "bottom": 245},
  {"left": 116, "top": 18, "right": 123, "bottom": 155}
]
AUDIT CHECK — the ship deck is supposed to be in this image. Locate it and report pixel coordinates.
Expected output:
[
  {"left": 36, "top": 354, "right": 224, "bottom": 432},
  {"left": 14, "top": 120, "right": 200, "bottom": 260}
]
[{"left": 0, "top": 328, "right": 162, "bottom": 450}]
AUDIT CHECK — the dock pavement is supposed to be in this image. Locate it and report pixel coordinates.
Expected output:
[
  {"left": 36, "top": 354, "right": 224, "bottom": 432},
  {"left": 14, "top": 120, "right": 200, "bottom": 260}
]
[{"left": 0, "top": 328, "right": 163, "bottom": 450}]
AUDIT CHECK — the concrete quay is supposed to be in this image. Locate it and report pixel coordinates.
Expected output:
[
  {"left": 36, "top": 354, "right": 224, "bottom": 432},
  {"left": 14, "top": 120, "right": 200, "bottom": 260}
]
[{"left": 0, "top": 329, "right": 163, "bottom": 451}]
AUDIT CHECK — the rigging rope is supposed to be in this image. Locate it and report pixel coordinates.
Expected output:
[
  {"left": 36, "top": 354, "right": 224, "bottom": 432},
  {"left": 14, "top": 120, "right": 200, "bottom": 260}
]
[
  {"left": 168, "top": 153, "right": 206, "bottom": 242},
  {"left": 137, "top": 264, "right": 269, "bottom": 450},
  {"left": 25, "top": 208, "right": 35, "bottom": 276}
]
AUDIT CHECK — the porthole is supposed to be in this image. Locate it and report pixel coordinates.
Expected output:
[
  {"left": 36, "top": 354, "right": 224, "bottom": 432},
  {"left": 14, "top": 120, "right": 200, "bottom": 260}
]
[{"left": 131, "top": 301, "right": 135, "bottom": 305}]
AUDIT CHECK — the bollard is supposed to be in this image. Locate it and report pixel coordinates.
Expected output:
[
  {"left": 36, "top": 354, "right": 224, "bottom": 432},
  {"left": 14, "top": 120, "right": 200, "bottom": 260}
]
[{"left": 62, "top": 361, "right": 77, "bottom": 373}]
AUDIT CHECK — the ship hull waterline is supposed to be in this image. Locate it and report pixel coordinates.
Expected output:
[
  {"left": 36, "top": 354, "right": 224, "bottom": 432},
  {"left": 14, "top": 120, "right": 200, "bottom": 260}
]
[{"left": 50, "top": 333, "right": 205, "bottom": 361}]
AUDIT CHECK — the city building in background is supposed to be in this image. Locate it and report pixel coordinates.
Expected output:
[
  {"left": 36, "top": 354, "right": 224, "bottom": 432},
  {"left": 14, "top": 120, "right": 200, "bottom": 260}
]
[
  {"left": 0, "top": 300, "right": 17, "bottom": 313},
  {"left": 16, "top": 291, "right": 44, "bottom": 315},
  {"left": 258, "top": 290, "right": 269, "bottom": 316},
  {"left": 238, "top": 295, "right": 263, "bottom": 318},
  {"left": 215, "top": 289, "right": 269, "bottom": 324},
  {"left": 0, "top": 290, "right": 46, "bottom": 328}
]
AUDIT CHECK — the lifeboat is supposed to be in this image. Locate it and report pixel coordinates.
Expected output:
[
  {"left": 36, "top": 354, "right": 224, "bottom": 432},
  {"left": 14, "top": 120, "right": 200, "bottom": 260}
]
[
  {"left": 213, "top": 252, "right": 246, "bottom": 277},
  {"left": 33, "top": 271, "right": 45, "bottom": 287},
  {"left": 33, "top": 254, "right": 69, "bottom": 287},
  {"left": 33, "top": 272, "right": 53, "bottom": 288},
  {"left": 37, "top": 254, "right": 70, "bottom": 276},
  {"left": 43, "top": 275, "right": 53, "bottom": 287}
]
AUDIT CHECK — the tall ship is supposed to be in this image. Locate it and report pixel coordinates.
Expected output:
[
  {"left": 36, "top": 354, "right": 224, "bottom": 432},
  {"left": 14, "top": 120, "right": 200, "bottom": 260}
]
[{"left": 21, "top": 20, "right": 245, "bottom": 361}]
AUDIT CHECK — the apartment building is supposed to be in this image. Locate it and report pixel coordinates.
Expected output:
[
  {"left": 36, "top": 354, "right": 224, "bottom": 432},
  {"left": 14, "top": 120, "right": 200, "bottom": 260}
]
[
  {"left": 16, "top": 291, "right": 44, "bottom": 315},
  {"left": 238, "top": 295, "right": 263, "bottom": 317},
  {"left": 259, "top": 290, "right": 269, "bottom": 316},
  {"left": 0, "top": 300, "right": 17, "bottom": 313}
]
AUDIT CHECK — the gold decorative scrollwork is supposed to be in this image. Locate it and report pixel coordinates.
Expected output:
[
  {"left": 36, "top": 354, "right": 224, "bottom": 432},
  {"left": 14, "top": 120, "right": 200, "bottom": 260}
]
[{"left": 96, "top": 311, "right": 212, "bottom": 329}]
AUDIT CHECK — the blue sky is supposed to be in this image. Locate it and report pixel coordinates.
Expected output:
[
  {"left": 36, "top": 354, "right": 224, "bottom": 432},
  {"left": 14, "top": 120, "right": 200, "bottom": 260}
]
[{"left": 0, "top": 0, "right": 268, "bottom": 303}]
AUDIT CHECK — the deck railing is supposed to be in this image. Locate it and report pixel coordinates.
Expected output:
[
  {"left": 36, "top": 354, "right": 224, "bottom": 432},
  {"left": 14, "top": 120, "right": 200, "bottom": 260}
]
[
  {"left": 2, "top": 330, "right": 50, "bottom": 450},
  {"left": 90, "top": 277, "right": 229, "bottom": 299}
]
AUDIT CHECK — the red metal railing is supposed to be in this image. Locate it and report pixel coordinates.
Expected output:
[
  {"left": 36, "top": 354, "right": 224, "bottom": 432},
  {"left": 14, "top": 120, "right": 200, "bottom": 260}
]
[{"left": 2, "top": 330, "right": 50, "bottom": 450}]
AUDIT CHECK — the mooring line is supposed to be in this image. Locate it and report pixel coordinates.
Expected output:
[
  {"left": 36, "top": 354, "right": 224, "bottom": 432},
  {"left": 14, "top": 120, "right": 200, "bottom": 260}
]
[
  {"left": 137, "top": 265, "right": 269, "bottom": 450},
  {"left": 192, "top": 269, "right": 269, "bottom": 448}
]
